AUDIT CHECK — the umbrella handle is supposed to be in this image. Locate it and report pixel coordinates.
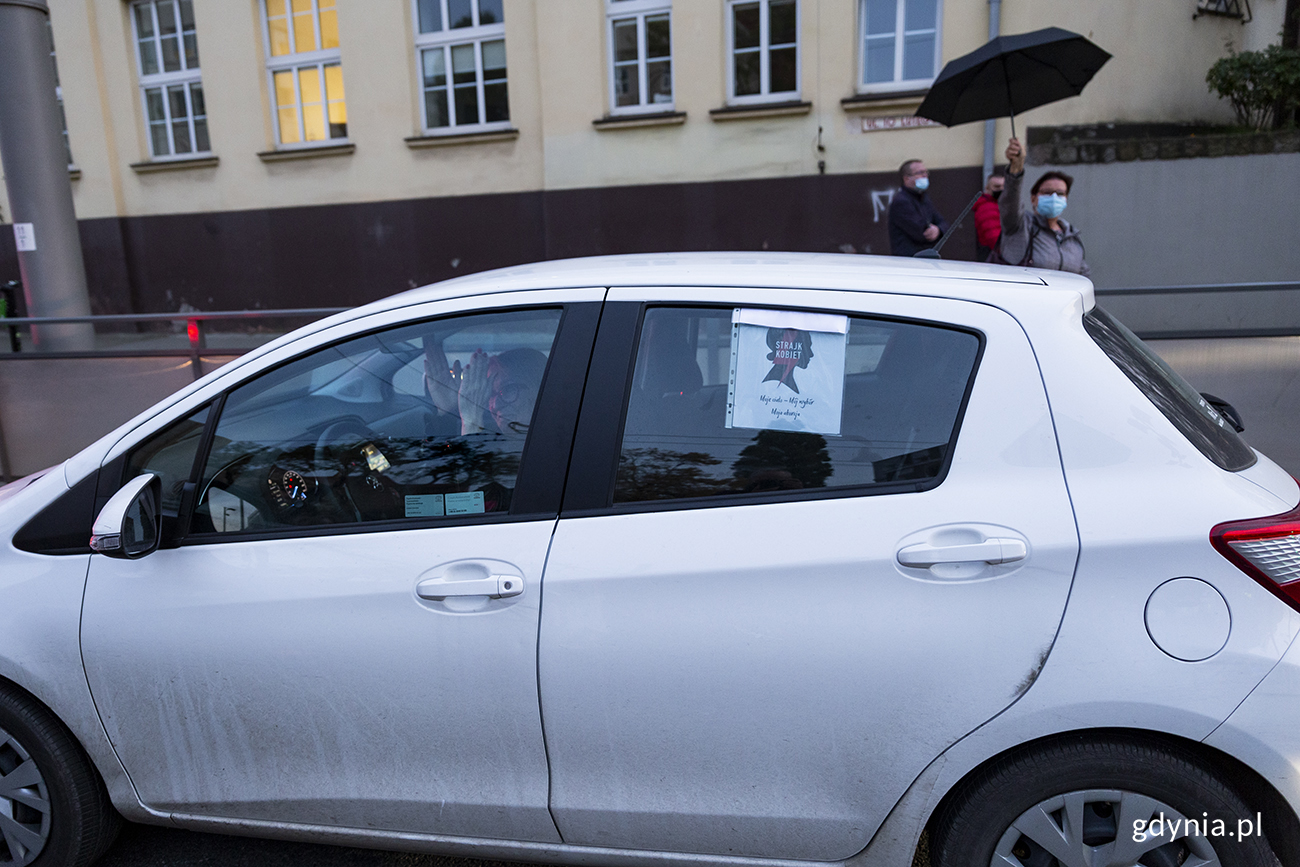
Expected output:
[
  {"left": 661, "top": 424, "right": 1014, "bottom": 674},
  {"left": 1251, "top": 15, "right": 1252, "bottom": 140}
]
[{"left": 1009, "top": 113, "right": 1016, "bottom": 141}]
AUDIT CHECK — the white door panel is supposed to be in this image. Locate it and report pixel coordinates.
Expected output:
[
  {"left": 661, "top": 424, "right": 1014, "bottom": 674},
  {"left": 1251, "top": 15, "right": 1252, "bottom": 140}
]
[
  {"left": 82, "top": 521, "right": 560, "bottom": 841},
  {"left": 540, "top": 293, "right": 1078, "bottom": 860}
]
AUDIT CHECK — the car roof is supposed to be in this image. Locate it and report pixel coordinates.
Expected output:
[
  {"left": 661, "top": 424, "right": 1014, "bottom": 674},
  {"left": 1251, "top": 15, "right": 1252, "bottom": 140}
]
[{"left": 360, "top": 252, "right": 1095, "bottom": 318}]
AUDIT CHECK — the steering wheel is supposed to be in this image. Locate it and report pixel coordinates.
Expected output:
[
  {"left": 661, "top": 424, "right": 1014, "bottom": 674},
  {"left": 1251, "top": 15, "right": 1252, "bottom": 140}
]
[
  {"left": 312, "top": 419, "right": 380, "bottom": 520},
  {"left": 314, "top": 418, "right": 376, "bottom": 470}
]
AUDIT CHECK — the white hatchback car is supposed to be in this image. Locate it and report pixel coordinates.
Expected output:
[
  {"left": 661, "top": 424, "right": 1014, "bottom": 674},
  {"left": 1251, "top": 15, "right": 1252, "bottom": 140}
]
[{"left": 1, "top": 254, "right": 1298, "bottom": 867}]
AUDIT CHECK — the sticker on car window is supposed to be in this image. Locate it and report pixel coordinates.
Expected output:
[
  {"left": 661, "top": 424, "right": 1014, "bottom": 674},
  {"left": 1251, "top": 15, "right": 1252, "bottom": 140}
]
[
  {"left": 726, "top": 309, "right": 848, "bottom": 435},
  {"left": 445, "top": 491, "right": 486, "bottom": 516},
  {"left": 405, "top": 494, "right": 446, "bottom": 518}
]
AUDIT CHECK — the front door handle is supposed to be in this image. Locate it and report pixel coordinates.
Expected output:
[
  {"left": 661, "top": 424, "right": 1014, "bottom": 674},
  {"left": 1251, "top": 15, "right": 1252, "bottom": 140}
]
[
  {"left": 897, "top": 538, "right": 1027, "bottom": 568},
  {"left": 416, "top": 574, "right": 524, "bottom": 599}
]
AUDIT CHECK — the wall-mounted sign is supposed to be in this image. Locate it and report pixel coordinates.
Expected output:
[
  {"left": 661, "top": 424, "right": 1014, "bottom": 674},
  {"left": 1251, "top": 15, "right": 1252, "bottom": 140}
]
[
  {"left": 726, "top": 308, "right": 848, "bottom": 436},
  {"left": 859, "top": 115, "right": 941, "bottom": 132}
]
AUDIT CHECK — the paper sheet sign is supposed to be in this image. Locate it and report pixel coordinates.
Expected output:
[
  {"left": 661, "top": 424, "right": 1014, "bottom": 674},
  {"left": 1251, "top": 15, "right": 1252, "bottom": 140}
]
[
  {"left": 13, "top": 223, "right": 35, "bottom": 252},
  {"left": 726, "top": 308, "right": 848, "bottom": 435}
]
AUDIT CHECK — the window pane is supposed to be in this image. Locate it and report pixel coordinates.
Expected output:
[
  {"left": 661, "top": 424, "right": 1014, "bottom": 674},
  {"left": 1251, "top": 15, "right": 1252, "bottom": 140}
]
[
  {"left": 190, "top": 81, "right": 205, "bottom": 116},
  {"left": 454, "top": 82, "right": 479, "bottom": 126},
  {"left": 268, "top": 16, "right": 291, "bottom": 56},
  {"left": 167, "top": 83, "right": 189, "bottom": 120},
  {"left": 183, "top": 33, "right": 199, "bottom": 68},
  {"left": 157, "top": 0, "right": 177, "bottom": 34},
  {"left": 864, "top": 34, "right": 894, "bottom": 83},
  {"left": 417, "top": 0, "right": 443, "bottom": 32},
  {"left": 145, "top": 87, "right": 166, "bottom": 122},
  {"left": 612, "top": 18, "right": 638, "bottom": 64},
  {"left": 647, "top": 59, "right": 671, "bottom": 103},
  {"left": 734, "top": 50, "right": 760, "bottom": 95},
  {"left": 324, "top": 63, "right": 346, "bottom": 136},
  {"left": 161, "top": 34, "right": 181, "bottom": 72},
  {"left": 299, "top": 66, "right": 325, "bottom": 140},
  {"left": 902, "top": 32, "right": 933, "bottom": 80},
  {"left": 172, "top": 118, "right": 192, "bottom": 153},
  {"left": 646, "top": 14, "right": 670, "bottom": 58},
  {"left": 614, "top": 309, "right": 980, "bottom": 504},
  {"left": 278, "top": 106, "right": 301, "bottom": 143},
  {"left": 769, "top": 45, "right": 796, "bottom": 92},
  {"left": 425, "top": 89, "right": 450, "bottom": 127},
  {"left": 320, "top": 8, "right": 338, "bottom": 49},
  {"left": 273, "top": 68, "right": 296, "bottom": 109},
  {"left": 267, "top": 0, "right": 285, "bottom": 16},
  {"left": 194, "top": 116, "right": 210, "bottom": 152},
  {"left": 138, "top": 38, "right": 159, "bottom": 76},
  {"left": 482, "top": 38, "right": 506, "bottom": 75},
  {"left": 451, "top": 42, "right": 476, "bottom": 83},
  {"left": 614, "top": 63, "right": 639, "bottom": 107},
  {"left": 293, "top": 0, "right": 317, "bottom": 52},
  {"left": 864, "top": 0, "right": 896, "bottom": 35},
  {"left": 733, "top": 3, "right": 760, "bottom": 50},
  {"left": 484, "top": 81, "right": 508, "bottom": 122},
  {"left": 150, "top": 122, "right": 170, "bottom": 156},
  {"left": 191, "top": 310, "right": 563, "bottom": 533},
  {"left": 479, "top": 0, "right": 503, "bottom": 24},
  {"left": 449, "top": 0, "right": 473, "bottom": 27},
  {"left": 904, "top": 0, "right": 936, "bottom": 31},
  {"left": 179, "top": 0, "right": 195, "bottom": 28},
  {"left": 769, "top": 0, "right": 796, "bottom": 46},
  {"left": 422, "top": 46, "right": 447, "bottom": 86},
  {"left": 135, "top": 4, "right": 156, "bottom": 38}
]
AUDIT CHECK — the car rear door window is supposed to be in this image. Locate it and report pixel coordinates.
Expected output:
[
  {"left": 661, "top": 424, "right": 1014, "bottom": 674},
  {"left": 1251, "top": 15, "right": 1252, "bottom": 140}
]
[
  {"left": 614, "top": 306, "right": 980, "bottom": 503},
  {"left": 189, "top": 308, "right": 562, "bottom": 535}
]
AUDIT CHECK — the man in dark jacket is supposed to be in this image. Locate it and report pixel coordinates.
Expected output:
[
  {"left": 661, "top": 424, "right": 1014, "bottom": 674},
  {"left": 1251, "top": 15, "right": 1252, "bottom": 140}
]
[{"left": 887, "top": 159, "right": 949, "bottom": 257}]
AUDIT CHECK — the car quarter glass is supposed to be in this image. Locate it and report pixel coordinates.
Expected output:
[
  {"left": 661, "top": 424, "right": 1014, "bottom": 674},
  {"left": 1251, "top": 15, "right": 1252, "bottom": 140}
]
[{"left": 615, "top": 306, "right": 980, "bottom": 503}]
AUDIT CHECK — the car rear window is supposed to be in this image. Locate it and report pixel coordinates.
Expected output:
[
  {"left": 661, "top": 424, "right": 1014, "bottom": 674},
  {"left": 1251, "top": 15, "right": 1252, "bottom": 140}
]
[{"left": 1083, "top": 306, "right": 1255, "bottom": 472}]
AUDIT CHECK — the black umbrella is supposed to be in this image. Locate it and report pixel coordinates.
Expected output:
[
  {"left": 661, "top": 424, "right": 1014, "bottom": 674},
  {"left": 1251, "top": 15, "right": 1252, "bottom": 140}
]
[{"left": 915, "top": 27, "right": 1111, "bottom": 138}]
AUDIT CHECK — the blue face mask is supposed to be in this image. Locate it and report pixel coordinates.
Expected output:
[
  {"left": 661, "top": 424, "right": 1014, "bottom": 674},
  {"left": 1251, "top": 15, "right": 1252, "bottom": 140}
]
[
  {"left": 1036, "top": 193, "right": 1067, "bottom": 219},
  {"left": 913, "top": 177, "right": 930, "bottom": 192}
]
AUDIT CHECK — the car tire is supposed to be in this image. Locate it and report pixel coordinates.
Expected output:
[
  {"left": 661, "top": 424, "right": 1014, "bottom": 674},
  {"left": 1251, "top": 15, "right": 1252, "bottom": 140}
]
[
  {"left": 930, "top": 738, "right": 1279, "bottom": 867},
  {"left": 0, "top": 688, "right": 121, "bottom": 867}
]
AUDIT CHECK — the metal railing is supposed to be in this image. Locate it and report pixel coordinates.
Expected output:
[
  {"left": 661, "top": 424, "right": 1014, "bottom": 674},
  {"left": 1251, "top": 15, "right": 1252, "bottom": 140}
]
[{"left": 0, "top": 307, "right": 348, "bottom": 379}]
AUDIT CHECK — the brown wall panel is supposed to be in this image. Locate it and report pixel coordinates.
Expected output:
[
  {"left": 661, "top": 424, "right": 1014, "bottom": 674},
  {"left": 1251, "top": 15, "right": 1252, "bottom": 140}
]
[{"left": 0, "top": 168, "right": 982, "bottom": 315}]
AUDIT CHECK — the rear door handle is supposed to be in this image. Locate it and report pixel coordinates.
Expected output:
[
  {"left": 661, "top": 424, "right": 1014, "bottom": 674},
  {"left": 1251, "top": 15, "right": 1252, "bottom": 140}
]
[
  {"left": 416, "top": 574, "right": 524, "bottom": 599},
  {"left": 897, "top": 538, "right": 1027, "bottom": 568}
]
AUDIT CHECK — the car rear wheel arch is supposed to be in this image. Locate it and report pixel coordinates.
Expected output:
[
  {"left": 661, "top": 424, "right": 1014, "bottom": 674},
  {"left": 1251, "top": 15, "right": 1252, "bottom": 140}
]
[{"left": 923, "top": 728, "right": 1298, "bottom": 867}]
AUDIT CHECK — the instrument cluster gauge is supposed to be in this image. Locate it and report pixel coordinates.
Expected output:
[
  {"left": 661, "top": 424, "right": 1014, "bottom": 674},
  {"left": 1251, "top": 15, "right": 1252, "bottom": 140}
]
[{"left": 267, "top": 466, "right": 316, "bottom": 510}]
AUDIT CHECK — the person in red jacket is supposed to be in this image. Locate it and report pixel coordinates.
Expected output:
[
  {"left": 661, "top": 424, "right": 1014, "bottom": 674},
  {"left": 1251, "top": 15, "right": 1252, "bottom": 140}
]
[{"left": 973, "top": 171, "right": 1005, "bottom": 261}]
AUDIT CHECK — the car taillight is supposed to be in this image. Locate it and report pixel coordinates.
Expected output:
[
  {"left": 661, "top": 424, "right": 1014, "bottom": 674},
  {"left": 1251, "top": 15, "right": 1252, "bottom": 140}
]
[{"left": 1211, "top": 497, "right": 1300, "bottom": 612}]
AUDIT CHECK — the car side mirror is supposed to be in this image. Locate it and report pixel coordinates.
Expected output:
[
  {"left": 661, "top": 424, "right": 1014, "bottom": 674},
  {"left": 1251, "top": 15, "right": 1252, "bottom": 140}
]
[
  {"left": 90, "top": 473, "right": 162, "bottom": 559},
  {"left": 1201, "top": 392, "right": 1245, "bottom": 433}
]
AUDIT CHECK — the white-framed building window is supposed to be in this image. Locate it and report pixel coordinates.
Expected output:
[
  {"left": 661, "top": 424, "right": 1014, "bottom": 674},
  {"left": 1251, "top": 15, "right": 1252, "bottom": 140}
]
[
  {"left": 414, "top": 0, "right": 510, "bottom": 133},
  {"left": 132, "top": 0, "right": 209, "bottom": 158},
  {"left": 726, "top": 0, "right": 798, "bottom": 104},
  {"left": 263, "top": 0, "right": 347, "bottom": 146},
  {"left": 606, "top": 0, "right": 672, "bottom": 114},
  {"left": 859, "top": 0, "right": 941, "bottom": 93}
]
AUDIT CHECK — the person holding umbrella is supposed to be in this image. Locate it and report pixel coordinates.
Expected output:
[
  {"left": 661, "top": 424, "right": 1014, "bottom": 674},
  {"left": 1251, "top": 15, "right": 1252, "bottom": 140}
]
[{"left": 996, "top": 137, "right": 1090, "bottom": 276}]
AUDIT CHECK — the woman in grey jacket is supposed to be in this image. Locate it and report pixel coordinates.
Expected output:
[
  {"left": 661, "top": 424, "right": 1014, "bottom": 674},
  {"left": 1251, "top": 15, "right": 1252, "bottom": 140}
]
[{"left": 997, "top": 137, "right": 1090, "bottom": 277}]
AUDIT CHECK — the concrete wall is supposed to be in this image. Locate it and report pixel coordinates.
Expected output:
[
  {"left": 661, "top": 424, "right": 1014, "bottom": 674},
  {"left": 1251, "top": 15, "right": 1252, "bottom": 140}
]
[{"left": 1033, "top": 152, "right": 1300, "bottom": 289}]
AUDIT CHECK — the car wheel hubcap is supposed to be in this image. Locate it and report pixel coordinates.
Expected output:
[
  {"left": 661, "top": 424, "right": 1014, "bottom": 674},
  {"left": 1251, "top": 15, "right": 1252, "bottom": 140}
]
[
  {"left": 0, "top": 726, "right": 51, "bottom": 867},
  {"left": 992, "top": 788, "right": 1222, "bottom": 867}
]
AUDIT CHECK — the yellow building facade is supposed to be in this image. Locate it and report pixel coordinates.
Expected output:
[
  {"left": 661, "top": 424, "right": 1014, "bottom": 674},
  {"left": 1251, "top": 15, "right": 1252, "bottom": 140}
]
[{"left": 0, "top": 0, "right": 1287, "bottom": 311}]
